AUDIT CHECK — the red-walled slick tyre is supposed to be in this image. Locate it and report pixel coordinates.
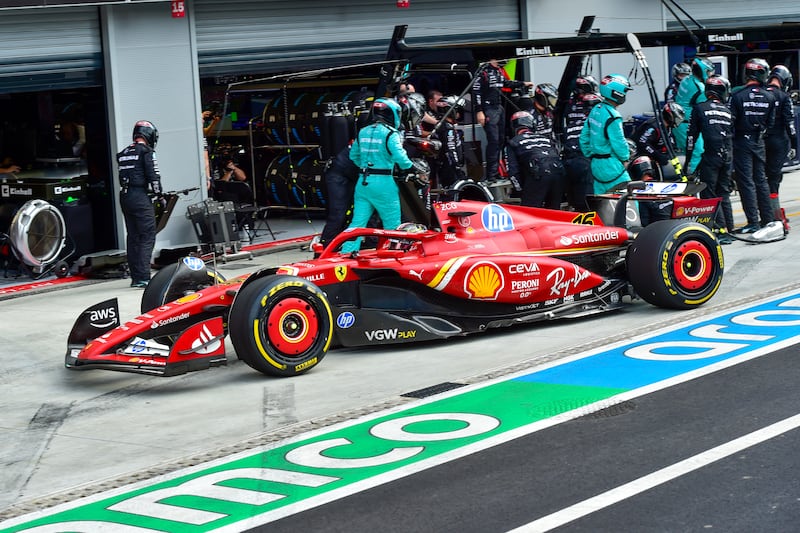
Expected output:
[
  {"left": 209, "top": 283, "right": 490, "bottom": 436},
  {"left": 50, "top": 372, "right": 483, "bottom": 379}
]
[
  {"left": 627, "top": 220, "right": 723, "bottom": 309},
  {"left": 229, "top": 275, "right": 333, "bottom": 377}
]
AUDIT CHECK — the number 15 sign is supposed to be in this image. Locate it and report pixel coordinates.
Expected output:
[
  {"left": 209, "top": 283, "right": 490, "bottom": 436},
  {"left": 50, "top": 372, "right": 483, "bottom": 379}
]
[{"left": 171, "top": 0, "right": 185, "bottom": 18}]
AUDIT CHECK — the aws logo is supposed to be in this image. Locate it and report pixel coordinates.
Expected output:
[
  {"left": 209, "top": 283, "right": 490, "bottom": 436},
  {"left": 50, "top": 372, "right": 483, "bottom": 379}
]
[
  {"left": 88, "top": 306, "right": 118, "bottom": 329},
  {"left": 464, "top": 261, "right": 504, "bottom": 300}
]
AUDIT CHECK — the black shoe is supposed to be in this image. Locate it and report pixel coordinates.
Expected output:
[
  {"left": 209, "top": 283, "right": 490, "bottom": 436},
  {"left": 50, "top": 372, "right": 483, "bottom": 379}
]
[
  {"left": 130, "top": 280, "right": 149, "bottom": 288},
  {"left": 717, "top": 234, "right": 733, "bottom": 245},
  {"left": 732, "top": 223, "right": 760, "bottom": 234}
]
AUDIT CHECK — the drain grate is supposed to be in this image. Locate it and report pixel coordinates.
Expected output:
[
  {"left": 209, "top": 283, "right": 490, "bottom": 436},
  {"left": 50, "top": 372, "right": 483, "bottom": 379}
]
[
  {"left": 578, "top": 400, "right": 637, "bottom": 420},
  {"left": 401, "top": 382, "right": 466, "bottom": 399}
]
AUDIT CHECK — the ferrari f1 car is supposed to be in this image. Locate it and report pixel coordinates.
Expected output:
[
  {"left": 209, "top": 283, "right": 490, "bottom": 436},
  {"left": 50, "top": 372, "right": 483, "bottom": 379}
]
[{"left": 66, "top": 182, "right": 724, "bottom": 378}]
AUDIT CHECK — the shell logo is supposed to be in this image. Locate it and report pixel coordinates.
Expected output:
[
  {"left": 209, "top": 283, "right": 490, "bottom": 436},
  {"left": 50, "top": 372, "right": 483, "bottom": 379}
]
[
  {"left": 675, "top": 206, "right": 685, "bottom": 217},
  {"left": 175, "top": 293, "right": 202, "bottom": 304},
  {"left": 464, "top": 261, "right": 504, "bottom": 300}
]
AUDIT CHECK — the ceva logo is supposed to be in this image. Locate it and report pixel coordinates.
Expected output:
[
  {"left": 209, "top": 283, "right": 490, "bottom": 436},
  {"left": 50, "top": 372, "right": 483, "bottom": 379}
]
[{"left": 481, "top": 204, "right": 514, "bottom": 233}]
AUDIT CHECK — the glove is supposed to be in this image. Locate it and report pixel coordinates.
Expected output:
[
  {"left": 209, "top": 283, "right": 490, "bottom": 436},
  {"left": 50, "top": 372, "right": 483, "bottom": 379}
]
[
  {"left": 788, "top": 148, "right": 796, "bottom": 161},
  {"left": 508, "top": 175, "right": 522, "bottom": 192},
  {"left": 149, "top": 180, "right": 163, "bottom": 195}
]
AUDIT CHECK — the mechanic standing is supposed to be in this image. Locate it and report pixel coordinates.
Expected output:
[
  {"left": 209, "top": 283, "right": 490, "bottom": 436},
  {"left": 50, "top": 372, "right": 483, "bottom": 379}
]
[
  {"left": 730, "top": 58, "right": 776, "bottom": 234},
  {"left": 764, "top": 64, "right": 797, "bottom": 232},
  {"left": 340, "top": 98, "right": 414, "bottom": 254},
  {"left": 674, "top": 56, "right": 716, "bottom": 174},
  {"left": 117, "top": 120, "right": 161, "bottom": 288},
  {"left": 318, "top": 143, "right": 360, "bottom": 253},
  {"left": 579, "top": 74, "right": 632, "bottom": 194},
  {"left": 664, "top": 62, "right": 691, "bottom": 103},
  {"left": 562, "top": 76, "right": 600, "bottom": 211},
  {"left": 632, "top": 102, "right": 685, "bottom": 179},
  {"left": 685, "top": 75, "right": 735, "bottom": 243},
  {"left": 472, "top": 59, "right": 533, "bottom": 182},
  {"left": 506, "top": 110, "right": 564, "bottom": 209}
]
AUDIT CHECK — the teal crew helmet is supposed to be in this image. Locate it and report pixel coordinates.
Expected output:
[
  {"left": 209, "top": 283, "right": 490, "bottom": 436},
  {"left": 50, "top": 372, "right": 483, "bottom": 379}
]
[{"left": 599, "top": 74, "right": 632, "bottom": 105}]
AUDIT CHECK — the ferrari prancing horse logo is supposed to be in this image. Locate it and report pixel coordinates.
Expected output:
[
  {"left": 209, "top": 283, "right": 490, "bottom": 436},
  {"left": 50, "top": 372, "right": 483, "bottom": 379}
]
[{"left": 335, "top": 265, "right": 348, "bottom": 282}]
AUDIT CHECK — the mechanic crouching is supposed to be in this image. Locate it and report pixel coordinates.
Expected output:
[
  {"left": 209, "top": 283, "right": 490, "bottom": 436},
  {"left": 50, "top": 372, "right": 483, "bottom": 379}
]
[
  {"left": 340, "top": 98, "right": 415, "bottom": 254},
  {"left": 117, "top": 120, "right": 162, "bottom": 288}
]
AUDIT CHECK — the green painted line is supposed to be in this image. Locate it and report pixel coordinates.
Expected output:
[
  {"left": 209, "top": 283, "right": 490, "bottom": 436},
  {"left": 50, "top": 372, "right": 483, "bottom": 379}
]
[{"left": 2, "top": 381, "right": 625, "bottom": 532}]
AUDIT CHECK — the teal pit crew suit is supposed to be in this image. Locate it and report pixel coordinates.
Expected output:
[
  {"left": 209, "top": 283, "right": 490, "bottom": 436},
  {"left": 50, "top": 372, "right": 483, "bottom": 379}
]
[
  {"left": 580, "top": 74, "right": 633, "bottom": 194},
  {"left": 673, "top": 56, "right": 716, "bottom": 173},
  {"left": 340, "top": 98, "right": 414, "bottom": 254}
]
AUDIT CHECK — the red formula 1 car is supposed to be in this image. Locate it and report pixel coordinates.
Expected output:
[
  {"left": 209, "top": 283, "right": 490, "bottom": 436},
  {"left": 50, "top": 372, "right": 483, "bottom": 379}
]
[{"left": 66, "top": 184, "right": 724, "bottom": 378}]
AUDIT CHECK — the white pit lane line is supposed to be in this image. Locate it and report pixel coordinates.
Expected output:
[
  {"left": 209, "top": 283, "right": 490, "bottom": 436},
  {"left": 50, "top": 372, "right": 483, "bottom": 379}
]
[{"left": 508, "top": 413, "right": 800, "bottom": 532}]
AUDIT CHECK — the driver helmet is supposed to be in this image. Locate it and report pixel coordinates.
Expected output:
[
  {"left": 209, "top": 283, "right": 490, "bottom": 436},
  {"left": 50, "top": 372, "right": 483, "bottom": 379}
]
[
  {"left": 629, "top": 155, "right": 656, "bottom": 181},
  {"left": 398, "top": 92, "right": 426, "bottom": 129},
  {"left": 533, "top": 83, "right": 558, "bottom": 111},
  {"left": 743, "top": 58, "right": 770, "bottom": 85},
  {"left": 661, "top": 101, "right": 685, "bottom": 128},
  {"left": 574, "top": 75, "right": 599, "bottom": 96},
  {"left": 370, "top": 98, "right": 402, "bottom": 129},
  {"left": 509, "top": 110, "right": 534, "bottom": 133},
  {"left": 599, "top": 74, "right": 632, "bottom": 105},
  {"left": 132, "top": 120, "right": 158, "bottom": 148},
  {"left": 671, "top": 62, "right": 691, "bottom": 82},
  {"left": 768, "top": 64, "right": 793, "bottom": 91},
  {"left": 396, "top": 222, "right": 427, "bottom": 233},
  {"left": 704, "top": 75, "right": 731, "bottom": 102},
  {"left": 691, "top": 56, "right": 716, "bottom": 82}
]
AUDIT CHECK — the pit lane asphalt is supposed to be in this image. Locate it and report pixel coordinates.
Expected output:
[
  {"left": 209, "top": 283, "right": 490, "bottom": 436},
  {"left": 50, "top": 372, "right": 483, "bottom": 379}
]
[
  {"left": 257, "top": 342, "right": 800, "bottom": 533},
  {"left": 2, "top": 172, "right": 800, "bottom": 520}
]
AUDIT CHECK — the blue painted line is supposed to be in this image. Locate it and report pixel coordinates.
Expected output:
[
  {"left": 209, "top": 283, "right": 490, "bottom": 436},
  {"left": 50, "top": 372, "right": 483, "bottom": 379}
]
[{"left": 515, "top": 292, "right": 800, "bottom": 390}]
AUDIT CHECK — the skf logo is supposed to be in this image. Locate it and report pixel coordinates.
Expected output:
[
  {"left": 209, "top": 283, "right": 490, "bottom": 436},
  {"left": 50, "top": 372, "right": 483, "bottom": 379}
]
[
  {"left": 464, "top": 261, "right": 504, "bottom": 300},
  {"left": 481, "top": 204, "right": 514, "bottom": 233},
  {"left": 335, "top": 265, "right": 348, "bottom": 282}
]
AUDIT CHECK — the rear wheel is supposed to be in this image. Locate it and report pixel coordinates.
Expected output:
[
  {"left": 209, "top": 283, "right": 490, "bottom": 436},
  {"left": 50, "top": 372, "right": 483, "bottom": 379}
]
[
  {"left": 627, "top": 220, "right": 723, "bottom": 309},
  {"left": 229, "top": 275, "right": 332, "bottom": 377}
]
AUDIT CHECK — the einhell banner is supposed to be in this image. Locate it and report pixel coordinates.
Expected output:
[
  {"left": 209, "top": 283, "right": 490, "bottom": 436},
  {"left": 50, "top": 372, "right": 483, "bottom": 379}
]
[{"left": 0, "top": 0, "right": 168, "bottom": 8}]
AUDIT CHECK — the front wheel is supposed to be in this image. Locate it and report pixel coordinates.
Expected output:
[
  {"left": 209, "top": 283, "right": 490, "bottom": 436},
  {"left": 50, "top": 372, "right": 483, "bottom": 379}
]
[
  {"left": 141, "top": 258, "right": 225, "bottom": 313},
  {"left": 229, "top": 275, "right": 333, "bottom": 377},
  {"left": 627, "top": 220, "right": 723, "bottom": 309}
]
